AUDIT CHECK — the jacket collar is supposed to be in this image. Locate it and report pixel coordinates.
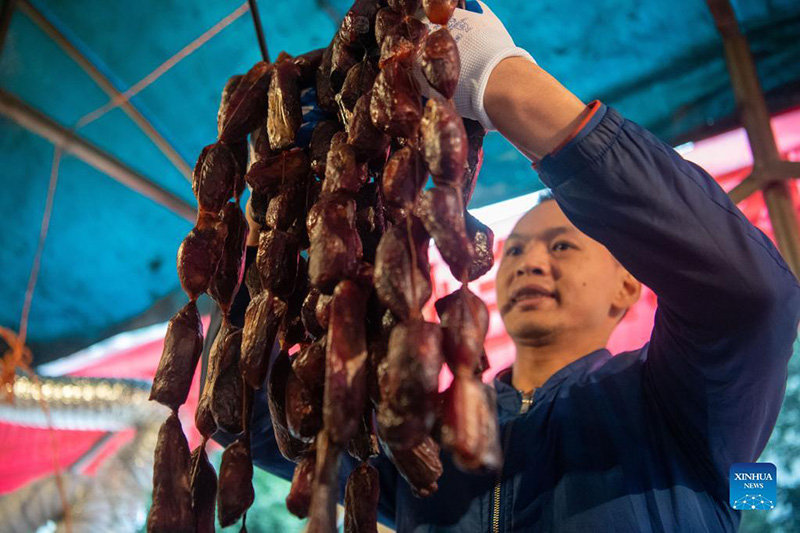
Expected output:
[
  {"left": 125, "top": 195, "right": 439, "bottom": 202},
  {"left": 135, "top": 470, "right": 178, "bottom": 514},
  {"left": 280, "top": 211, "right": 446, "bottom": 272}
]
[{"left": 493, "top": 348, "right": 612, "bottom": 416}]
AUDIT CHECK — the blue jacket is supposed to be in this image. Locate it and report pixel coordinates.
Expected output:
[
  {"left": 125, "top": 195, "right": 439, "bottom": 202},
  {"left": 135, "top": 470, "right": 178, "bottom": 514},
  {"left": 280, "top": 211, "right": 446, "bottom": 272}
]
[{"left": 211, "top": 104, "right": 800, "bottom": 532}]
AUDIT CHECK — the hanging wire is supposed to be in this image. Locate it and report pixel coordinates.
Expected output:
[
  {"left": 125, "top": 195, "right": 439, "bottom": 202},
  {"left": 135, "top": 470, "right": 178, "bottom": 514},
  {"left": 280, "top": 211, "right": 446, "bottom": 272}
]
[
  {"left": 0, "top": 0, "right": 252, "bottom": 513},
  {"left": 247, "top": 0, "right": 270, "bottom": 62},
  {"left": 0, "top": 145, "right": 62, "bottom": 391},
  {"left": 2, "top": 0, "right": 255, "bottom": 410},
  {"left": 0, "top": 1, "right": 272, "bottom": 527},
  {"left": 0, "top": 1, "right": 272, "bottom": 525},
  {"left": 0, "top": 143, "right": 72, "bottom": 532}
]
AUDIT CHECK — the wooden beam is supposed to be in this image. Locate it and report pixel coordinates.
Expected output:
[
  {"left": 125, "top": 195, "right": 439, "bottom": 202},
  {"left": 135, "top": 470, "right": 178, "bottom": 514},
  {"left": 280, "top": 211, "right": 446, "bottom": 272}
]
[
  {"left": 771, "top": 160, "right": 800, "bottom": 181},
  {"left": 707, "top": 0, "right": 800, "bottom": 276},
  {"left": 727, "top": 173, "right": 761, "bottom": 205},
  {"left": 728, "top": 162, "right": 800, "bottom": 204},
  {"left": 763, "top": 181, "right": 800, "bottom": 275},
  {"left": 706, "top": 0, "right": 781, "bottom": 164},
  {"left": 0, "top": 88, "right": 196, "bottom": 223},
  {"left": 17, "top": 0, "right": 193, "bottom": 181}
]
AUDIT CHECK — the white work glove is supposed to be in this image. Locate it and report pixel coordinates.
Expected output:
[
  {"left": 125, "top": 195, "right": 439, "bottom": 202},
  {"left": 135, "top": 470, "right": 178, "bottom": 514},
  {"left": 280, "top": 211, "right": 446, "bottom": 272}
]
[{"left": 419, "top": 0, "right": 535, "bottom": 130}]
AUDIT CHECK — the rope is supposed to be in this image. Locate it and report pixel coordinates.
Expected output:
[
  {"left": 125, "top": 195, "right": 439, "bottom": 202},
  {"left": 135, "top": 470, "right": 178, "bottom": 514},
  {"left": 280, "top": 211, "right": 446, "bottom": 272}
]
[
  {"left": 76, "top": 1, "right": 250, "bottom": 129},
  {"left": 3, "top": 0, "right": 263, "bottom": 374},
  {"left": 0, "top": 3, "right": 260, "bottom": 528},
  {"left": 0, "top": 145, "right": 62, "bottom": 393},
  {"left": 0, "top": 144, "right": 71, "bottom": 531}
]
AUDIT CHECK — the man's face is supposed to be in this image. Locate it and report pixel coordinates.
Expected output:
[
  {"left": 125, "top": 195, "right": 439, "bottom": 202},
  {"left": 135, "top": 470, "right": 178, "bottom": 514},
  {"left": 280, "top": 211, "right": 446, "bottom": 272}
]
[{"left": 496, "top": 200, "right": 626, "bottom": 342}]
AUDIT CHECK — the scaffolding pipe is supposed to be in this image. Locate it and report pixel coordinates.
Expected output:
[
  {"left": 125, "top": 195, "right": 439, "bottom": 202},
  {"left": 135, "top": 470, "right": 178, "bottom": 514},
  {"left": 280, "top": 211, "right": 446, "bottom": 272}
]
[
  {"left": 17, "top": 0, "right": 193, "bottom": 181},
  {"left": 0, "top": 88, "right": 196, "bottom": 223}
]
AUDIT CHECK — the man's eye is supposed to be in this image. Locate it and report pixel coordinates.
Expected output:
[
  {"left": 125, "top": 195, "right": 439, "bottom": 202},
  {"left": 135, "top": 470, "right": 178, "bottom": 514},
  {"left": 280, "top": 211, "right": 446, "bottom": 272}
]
[
  {"left": 505, "top": 245, "right": 522, "bottom": 257},
  {"left": 552, "top": 241, "right": 575, "bottom": 252}
]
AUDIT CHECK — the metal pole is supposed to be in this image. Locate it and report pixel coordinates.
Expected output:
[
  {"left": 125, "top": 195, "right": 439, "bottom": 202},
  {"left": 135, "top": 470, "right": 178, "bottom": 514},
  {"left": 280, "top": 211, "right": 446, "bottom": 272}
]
[
  {"left": 0, "top": 0, "right": 16, "bottom": 55},
  {"left": 17, "top": 0, "right": 193, "bottom": 182},
  {"left": 0, "top": 89, "right": 196, "bottom": 223},
  {"left": 247, "top": 0, "right": 269, "bottom": 62},
  {"left": 706, "top": 0, "right": 800, "bottom": 276}
]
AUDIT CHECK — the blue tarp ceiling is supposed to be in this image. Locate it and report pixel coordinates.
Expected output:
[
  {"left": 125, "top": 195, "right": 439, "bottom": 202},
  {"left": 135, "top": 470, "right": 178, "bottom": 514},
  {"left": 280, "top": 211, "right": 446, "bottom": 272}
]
[{"left": 1, "top": 0, "right": 799, "bottom": 364}]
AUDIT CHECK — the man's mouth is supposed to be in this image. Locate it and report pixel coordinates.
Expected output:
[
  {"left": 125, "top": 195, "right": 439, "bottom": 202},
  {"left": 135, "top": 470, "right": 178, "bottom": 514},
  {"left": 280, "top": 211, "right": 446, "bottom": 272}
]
[{"left": 500, "top": 285, "right": 556, "bottom": 315}]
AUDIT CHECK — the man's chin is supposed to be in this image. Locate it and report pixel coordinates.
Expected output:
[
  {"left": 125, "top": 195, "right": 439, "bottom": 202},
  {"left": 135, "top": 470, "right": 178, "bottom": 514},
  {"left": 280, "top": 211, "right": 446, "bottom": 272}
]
[{"left": 503, "top": 310, "right": 560, "bottom": 340}]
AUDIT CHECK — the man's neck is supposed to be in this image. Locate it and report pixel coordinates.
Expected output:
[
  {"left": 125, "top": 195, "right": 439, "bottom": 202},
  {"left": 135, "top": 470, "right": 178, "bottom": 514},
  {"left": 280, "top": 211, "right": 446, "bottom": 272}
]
[{"left": 510, "top": 334, "right": 607, "bottom": 393}]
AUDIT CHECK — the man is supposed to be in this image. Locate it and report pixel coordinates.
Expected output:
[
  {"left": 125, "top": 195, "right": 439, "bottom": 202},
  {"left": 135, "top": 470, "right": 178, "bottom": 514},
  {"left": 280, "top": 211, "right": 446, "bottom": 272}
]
[{"left": 210, "top": 2, "right": 800, "bottom": 531}]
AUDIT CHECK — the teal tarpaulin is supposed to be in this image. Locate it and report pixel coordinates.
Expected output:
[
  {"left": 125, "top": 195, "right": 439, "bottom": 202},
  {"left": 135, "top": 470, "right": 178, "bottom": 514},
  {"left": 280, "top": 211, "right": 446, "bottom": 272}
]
[{"left": 1, "top": 0, "right": 798, "bottom": 363}]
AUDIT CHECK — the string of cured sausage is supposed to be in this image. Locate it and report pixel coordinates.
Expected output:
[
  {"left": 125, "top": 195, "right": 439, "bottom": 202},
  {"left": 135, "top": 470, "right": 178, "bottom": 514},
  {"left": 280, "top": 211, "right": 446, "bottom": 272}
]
[{"left": 147, "top": 1, "right": 501, "bottom": 531}]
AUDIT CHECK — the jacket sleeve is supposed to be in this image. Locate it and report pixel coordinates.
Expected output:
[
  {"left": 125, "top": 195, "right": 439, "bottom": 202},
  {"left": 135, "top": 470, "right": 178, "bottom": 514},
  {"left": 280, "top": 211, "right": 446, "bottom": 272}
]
[
  {"left": 206, "top": 247, "right": 400, "bottom": 525},
  {"left": 536, "top": 105, "right": 800, "bottom": 486}
]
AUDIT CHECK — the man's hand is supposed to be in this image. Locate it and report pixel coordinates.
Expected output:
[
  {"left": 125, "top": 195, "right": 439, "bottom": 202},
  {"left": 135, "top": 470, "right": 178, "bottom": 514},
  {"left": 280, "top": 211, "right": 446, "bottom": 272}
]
[
  {"left": 418, "top": 1, "right": 535, "bottom": 131},
  {"left": 418, "top": 1, "right": 588, "bottom": 161}
]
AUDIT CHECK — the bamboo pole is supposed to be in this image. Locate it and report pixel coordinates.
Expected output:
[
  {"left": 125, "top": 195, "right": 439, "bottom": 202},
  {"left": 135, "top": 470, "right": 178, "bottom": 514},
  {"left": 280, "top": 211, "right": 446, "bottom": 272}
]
[
  {"left": 0, "top": 88, "right": 196, "bottom": 223},
  {"left": 728, "top": 161, "right": 800, "bottom": 204},
  {"left": 706, "top": 0, "right": 800, "bottom": 276}
]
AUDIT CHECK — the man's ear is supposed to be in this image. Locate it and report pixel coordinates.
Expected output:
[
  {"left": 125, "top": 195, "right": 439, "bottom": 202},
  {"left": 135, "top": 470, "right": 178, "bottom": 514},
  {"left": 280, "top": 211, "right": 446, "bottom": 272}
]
[{"left": 611, "top": 269, "right": 641, "bottom": 317}]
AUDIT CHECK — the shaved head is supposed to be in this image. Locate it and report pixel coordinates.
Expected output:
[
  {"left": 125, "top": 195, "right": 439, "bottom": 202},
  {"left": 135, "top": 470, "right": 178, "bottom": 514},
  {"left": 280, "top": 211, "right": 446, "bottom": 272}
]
[{"left": 496, "top": 198, "right": 641, "bottom": 345}]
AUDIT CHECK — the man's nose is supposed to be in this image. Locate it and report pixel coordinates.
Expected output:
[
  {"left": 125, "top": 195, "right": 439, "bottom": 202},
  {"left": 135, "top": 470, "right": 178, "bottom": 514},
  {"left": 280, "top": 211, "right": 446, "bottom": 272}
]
[
  {"left": 516, "top": 264, "right": 547, "bottom": 276},
  {"left": 515, "top": 246, "right": 550, "bottom": 277}
]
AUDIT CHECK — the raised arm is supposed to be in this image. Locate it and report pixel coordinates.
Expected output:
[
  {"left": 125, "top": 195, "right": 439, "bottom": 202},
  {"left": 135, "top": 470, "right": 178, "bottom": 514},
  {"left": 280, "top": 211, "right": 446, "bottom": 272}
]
[
  {"left": 483, "top": 52, "right": 800, "bottom": 491},
  {"left": 485, "top": 57, "right": 588, "bottom": 161}
]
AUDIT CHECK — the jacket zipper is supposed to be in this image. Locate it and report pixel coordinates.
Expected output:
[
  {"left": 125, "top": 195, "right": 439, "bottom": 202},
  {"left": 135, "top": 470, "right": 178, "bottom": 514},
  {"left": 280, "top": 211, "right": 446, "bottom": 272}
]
[{"left": 491, "top": 390, "right": 534, "bottom": 532}]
